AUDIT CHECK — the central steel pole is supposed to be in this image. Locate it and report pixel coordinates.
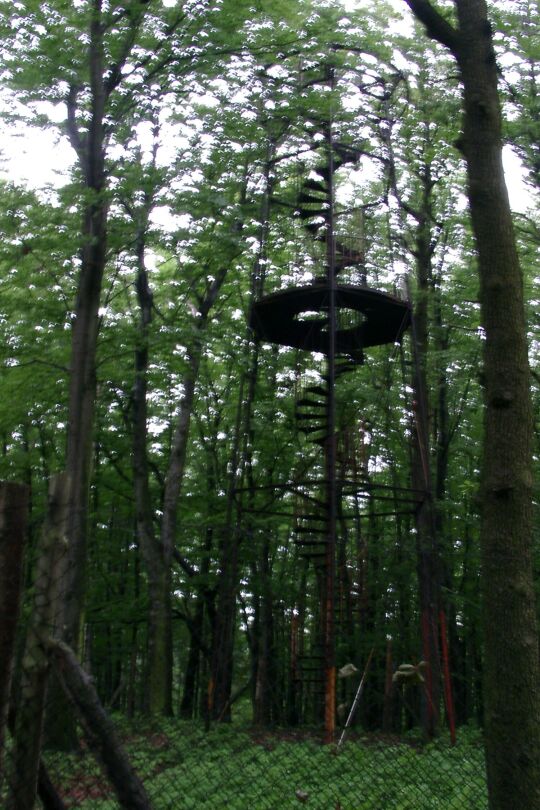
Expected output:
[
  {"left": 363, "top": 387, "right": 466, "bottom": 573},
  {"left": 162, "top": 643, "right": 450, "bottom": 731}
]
[{"left": 324, "top": 68, "right": 337, "bottom": 743}]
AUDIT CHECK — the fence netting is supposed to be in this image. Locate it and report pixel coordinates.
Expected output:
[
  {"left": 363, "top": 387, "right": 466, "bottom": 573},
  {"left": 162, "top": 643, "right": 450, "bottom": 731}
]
[{"left": 1, "top": 478, "right": 489, "bottom": 810}]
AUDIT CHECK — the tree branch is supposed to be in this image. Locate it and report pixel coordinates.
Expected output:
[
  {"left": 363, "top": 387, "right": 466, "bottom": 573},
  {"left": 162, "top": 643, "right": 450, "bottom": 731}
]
[
  {"left": 105, "top": 3, "right": 148, "bottom": 95},
  {"left": 172, "top": 546, "right": 196, "bottom": 578},
  {"left": 65, "top": 84, "right": 86, "bottom": 160},
  {"left": 403, "top": 0, "right": 460, "bottom": 56}
]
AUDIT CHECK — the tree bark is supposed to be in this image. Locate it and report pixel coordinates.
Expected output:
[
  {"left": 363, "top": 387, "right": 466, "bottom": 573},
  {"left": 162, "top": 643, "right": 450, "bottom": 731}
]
[
  {"left": 253, "top": 532, "right": 276, "bottom": 726},
  {"left": 207, "top": 181, "right": 274, "bottom": 722},
  {"left": 404, "top": 1, "right": 540, "bottom": 805},
  {"left": 37, "top": 762, "right": 68, "bottom": 810}
]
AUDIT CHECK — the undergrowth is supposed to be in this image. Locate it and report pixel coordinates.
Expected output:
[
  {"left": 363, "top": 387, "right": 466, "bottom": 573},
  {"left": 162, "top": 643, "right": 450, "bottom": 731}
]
[{"left": 43, "top": 722, "right": 488, "bottom": 810}]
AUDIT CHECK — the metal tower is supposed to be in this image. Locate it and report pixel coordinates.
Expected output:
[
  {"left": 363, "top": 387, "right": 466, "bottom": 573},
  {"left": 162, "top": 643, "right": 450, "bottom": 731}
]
[{"left": 249, "top": 85, "right": 412, "bottom": 740}]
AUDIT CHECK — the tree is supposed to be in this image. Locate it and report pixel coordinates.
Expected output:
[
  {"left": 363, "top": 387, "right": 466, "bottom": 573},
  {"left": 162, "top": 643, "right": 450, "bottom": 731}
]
[
  {"left": 1, "top": 0, "right": 255, "bottom": 726},
  {"left": 1, "top": 0, "right": 186, "bottom": 744},
  {"left": 403, "top": 1, "right": 540, "bottom": 807}
]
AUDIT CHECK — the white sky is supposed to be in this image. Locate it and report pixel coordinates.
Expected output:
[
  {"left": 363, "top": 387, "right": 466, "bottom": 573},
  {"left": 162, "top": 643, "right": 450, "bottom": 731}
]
[
  {"left": 0, "top": 0, "right": 535, "bottom": 215},
  {"left": 0, "top": 126, "right": 73, "bottom": 189},
  {"left": 0, "top": 107, "right": 533, "bottom": 215}
]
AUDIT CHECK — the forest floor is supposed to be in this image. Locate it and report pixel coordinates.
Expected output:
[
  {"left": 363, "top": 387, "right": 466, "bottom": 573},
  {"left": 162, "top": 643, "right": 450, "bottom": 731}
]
[{"left": 41, "top": 721, "right": 488, "bottom": 810}]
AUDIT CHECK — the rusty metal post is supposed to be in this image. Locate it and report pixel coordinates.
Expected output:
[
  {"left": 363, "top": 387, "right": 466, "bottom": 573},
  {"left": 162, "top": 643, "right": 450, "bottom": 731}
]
[{"left": 324, "top": 78, "right": 337, "bottom": 743}]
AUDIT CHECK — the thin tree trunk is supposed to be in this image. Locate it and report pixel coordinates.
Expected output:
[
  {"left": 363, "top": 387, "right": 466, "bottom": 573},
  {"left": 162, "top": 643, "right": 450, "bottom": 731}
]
[
  {"left": 240, "top": 142, "right": 277, "bottom": 726},
  {"left": 130, "top": 158, "right": 241, "bottom": 714},
  {"left": 253, "top": 533, "right": 275, "bottom": 726},
  {"left": 180, "top": 599, "right": 205, "bottom": 719},
  {"left": 432, "top": 269, "right": 460, "bottom": 736},
  {"left": 157, "top": 270, "right": 229, "bottom": 715},
  {"left": 410, "top": 256, "right": 441, "bottom": 738},
  {"left": 210, "top": 376, "right": 245, "bottom": 721},
  {"left": 382, "top": 639, "right": 394, "bottom": 732},
  {"left": 180, "top": 527, "right": 214, "bottom": 718},
  {"left": 130, "top": 180, "right": 174, "bottom": 715}
]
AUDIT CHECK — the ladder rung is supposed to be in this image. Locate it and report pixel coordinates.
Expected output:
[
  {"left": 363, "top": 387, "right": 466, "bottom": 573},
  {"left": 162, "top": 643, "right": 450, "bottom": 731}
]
[
  {"left": 299, "top": 427, "right": 326, "bottom": 436},
  {"left": 312, "top": 436, "right": 330, "bottom": 446},
  {"left": 296, "top": 398, "right": 326, "bottom": 408}
]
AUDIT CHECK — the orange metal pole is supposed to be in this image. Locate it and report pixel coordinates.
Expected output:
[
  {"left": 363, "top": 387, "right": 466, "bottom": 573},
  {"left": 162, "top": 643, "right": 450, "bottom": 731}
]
[{"left": 439, "top": 609, "right": 456, "bottom": 745}]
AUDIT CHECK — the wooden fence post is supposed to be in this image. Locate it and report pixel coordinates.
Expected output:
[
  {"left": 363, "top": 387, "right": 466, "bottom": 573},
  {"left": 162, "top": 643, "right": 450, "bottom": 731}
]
[
  {"left": 7, "top": 474, "right": 69, "bottom": 810},
  {"left": 0, "top": 482, "right": 28, "bottom": 774},
  {"left": 0, "top": 482, "right": 29, "bottom": 778}
]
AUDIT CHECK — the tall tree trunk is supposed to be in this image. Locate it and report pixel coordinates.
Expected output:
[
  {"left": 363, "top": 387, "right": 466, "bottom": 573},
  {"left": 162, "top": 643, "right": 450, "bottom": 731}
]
[
  {"left": 386, "top": 95, "right": 449, "bottom": 738},
  {"left": 48, "top": 0, "right": 151, "bottom": 743},
  {"left": 158, "top": 268, "right": 230, "bottom": 715},
  {"left": 180, "top": 599, "right": 205, "bottom": 720},
  {"left": 127, "top": 148, "right": 178, "bottom": 715},
  {"left": 409, "top": 228, "right": 441, "bottom": 739},
  {"left": 241, "top": 140, "right": 277, "bottom": 726},
  {"left": 63, "top": 0, "right": 107, "bottom": 657},
  {"left": 161, "top": 175, "right": 247, "bottom": 715},
  {"left": 405, "top": 1, "right": 540, "bottom": 805},
  {"left": 130, "top": 157, "right": 243, "bottom": 714},
  {"left": 46, "top": 1, "right": 110, "bottom": 750},
  {"left": 432, "top": 267, "right": 459, "bottom": 737},
  {"left": 131, "top": 229, "right": 171, "bottom": 714}
]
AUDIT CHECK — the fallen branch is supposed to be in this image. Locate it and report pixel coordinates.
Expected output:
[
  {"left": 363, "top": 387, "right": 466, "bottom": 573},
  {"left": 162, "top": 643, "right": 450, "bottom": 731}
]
[{"left": 46, "top": 638, "right": 153, "bottom": 810}]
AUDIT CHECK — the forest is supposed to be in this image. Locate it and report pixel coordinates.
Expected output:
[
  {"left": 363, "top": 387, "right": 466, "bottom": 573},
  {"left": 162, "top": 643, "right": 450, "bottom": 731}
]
[{"left": 0, "top": 1, "right": 539, "bottom": 809}]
